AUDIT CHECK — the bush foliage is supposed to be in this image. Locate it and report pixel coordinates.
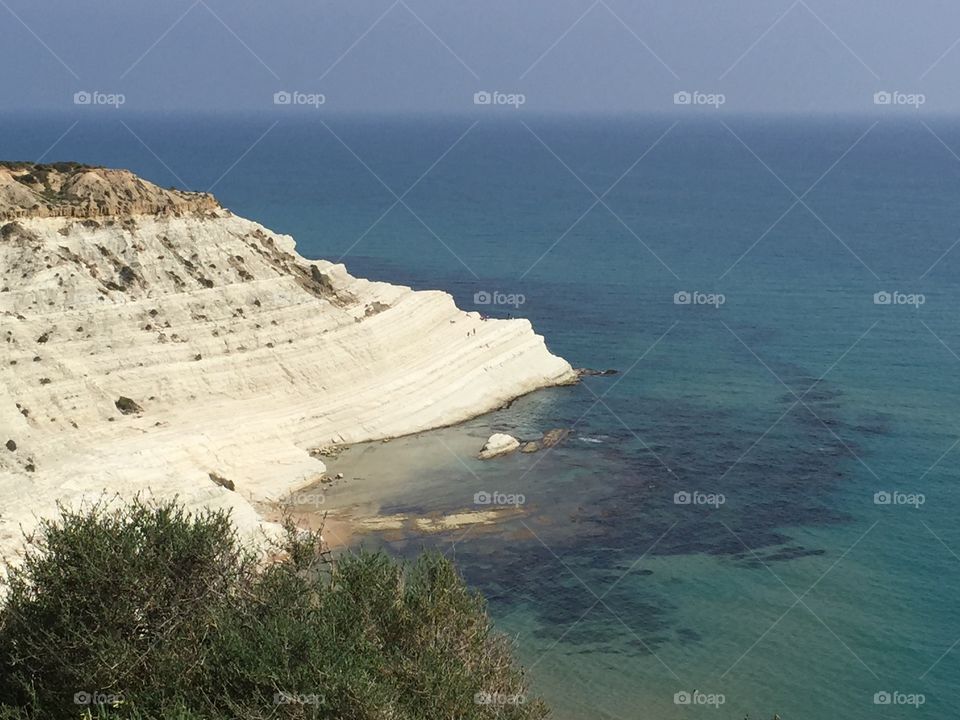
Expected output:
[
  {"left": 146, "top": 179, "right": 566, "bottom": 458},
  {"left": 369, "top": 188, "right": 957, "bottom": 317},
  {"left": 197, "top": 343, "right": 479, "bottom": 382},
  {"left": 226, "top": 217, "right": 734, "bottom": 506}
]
[{"left": 0, "top": 498, "right": 547, "bottom": 719}]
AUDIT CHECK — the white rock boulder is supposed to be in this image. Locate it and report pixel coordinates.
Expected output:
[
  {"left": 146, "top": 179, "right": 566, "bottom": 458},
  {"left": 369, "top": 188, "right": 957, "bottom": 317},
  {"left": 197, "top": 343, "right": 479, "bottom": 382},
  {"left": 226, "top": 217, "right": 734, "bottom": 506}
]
[{"left": 478, "top": 433, "right": 520, "bottom": 460}]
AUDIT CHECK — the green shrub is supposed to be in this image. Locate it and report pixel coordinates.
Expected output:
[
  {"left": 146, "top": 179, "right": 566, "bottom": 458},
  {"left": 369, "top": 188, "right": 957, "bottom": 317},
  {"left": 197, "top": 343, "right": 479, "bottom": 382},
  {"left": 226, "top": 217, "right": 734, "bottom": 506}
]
[{"left": 0, "top": 497, "right": 547, "bottom": 720}]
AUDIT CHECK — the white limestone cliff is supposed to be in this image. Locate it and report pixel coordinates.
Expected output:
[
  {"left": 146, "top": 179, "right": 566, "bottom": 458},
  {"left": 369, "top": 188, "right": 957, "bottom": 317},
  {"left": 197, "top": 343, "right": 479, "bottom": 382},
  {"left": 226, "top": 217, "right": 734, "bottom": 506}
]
[{"left": 0, "top": 163, "right": 576, "bottom": 561}]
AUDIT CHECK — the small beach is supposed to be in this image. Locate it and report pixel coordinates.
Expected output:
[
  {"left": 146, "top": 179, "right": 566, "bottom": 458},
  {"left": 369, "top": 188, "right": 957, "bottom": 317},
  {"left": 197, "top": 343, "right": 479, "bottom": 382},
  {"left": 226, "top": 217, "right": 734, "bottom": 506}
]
[{"left": 283, "top": 392, "right": 565, "bottom": 552}]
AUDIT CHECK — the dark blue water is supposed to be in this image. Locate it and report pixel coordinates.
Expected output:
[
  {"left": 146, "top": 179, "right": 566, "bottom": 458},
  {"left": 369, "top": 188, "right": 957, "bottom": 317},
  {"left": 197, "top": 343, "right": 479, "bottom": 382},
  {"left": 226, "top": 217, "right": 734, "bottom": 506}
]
[{"left": 6, "top": 113, "right": 960, "bottom": 719}]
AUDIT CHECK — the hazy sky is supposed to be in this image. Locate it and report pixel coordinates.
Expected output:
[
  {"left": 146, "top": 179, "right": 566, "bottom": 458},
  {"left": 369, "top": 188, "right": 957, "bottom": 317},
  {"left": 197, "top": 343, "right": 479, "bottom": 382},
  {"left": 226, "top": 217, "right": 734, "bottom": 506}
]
[{"left": 2, "top": 0, "right": 960, "bottom": 114}]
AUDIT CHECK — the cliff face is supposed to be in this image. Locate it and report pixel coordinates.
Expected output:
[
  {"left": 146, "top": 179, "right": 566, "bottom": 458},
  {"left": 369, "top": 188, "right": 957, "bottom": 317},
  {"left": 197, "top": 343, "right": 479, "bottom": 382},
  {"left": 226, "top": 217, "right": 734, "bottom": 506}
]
[{"left": 0, "top": 164, "right": 576, "bottom": 558}]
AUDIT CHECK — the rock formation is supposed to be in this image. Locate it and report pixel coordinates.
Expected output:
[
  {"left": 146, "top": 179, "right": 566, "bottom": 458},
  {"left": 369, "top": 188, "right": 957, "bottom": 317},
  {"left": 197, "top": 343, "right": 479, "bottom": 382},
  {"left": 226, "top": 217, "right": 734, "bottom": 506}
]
[
  {"left": 478, "top": 433, "right": 521, "bottom": 460},
  {"left": 0, "top": 162, "right": 218, "bottom": 220},
  {"left": 513, "top": 428, "right": 571, "bottom": 454},
  {"left": 0, "top": 163, "right": 576, "bottom": 561}
]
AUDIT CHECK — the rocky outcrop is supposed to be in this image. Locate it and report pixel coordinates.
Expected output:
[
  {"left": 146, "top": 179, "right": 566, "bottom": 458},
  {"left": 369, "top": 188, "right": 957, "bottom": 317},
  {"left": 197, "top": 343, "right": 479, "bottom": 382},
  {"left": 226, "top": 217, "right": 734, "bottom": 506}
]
[
  {"left": 309, "top": 445, "right": 345, "bottom": 460},
  {"left": 209, "top": 472, "right": 235, "bottom": 492},
  {"left": 0, "top": 162, "right": 218, "bottom": 220},
  {"left": 478, "top": 433, "right": 521, "bottom": 459},
  {"left": 577, "top": 368, "right": 618, "bottom": 377},
  {"left": 0, "top": 163, "right": 577, "bottom": 561},
  {"left": 511, "top": 428, "right": 571, "bottom": 454},
  {"left": 114, "top": 397, "right": 143, "bottom": 415}
]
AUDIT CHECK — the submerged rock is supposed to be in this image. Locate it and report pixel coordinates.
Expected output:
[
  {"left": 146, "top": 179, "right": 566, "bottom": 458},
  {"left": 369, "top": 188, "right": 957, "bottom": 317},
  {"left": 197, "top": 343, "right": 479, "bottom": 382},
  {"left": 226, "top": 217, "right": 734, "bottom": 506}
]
[
  {"left": 540, "top": 428, "right": 571, "bottom": 449},
  {"left": 515, "top": 428, "right": 570, "bottom": 454},
  {"left": 478, "top": 433, "right": 520, "bottom": 460},
  {"left": 577, "top": 368, "right": 618, "bottom": 377}
]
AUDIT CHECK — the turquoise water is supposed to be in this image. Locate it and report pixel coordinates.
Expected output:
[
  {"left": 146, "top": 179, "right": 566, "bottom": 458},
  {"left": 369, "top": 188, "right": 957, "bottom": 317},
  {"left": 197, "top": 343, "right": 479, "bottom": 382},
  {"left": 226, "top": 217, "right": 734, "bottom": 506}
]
[{"left": 6, "top": 114, "right": 960, "bottom": 718}]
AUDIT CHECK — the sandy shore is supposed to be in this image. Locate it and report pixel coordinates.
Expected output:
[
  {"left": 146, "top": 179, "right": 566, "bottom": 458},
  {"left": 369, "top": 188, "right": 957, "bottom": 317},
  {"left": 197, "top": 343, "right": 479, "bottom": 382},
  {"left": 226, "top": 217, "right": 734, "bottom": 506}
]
[{"left": 269, "top": 418, "right": 544, "bottom": 551}]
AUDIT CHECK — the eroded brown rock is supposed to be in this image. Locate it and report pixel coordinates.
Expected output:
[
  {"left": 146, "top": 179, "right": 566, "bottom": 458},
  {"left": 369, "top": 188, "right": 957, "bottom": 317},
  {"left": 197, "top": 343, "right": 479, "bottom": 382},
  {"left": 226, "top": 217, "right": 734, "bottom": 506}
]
[{"left": 0, "top": 162, "right": 218, "bottom": 221}]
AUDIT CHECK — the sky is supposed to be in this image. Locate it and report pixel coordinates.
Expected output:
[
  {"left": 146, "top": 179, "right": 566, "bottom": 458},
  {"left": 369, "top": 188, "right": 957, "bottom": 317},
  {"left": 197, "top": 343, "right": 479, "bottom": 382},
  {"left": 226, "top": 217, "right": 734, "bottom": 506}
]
[{"left": 1, "top": 0, "right": 960, "bottom": 115}]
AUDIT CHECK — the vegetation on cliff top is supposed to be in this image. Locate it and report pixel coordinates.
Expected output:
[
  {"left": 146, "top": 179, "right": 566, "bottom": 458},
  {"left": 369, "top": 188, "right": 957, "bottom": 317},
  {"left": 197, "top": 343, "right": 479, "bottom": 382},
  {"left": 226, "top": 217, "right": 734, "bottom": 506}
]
[{"left": 0, "top": 497, "right": 546, "bottom": 719}]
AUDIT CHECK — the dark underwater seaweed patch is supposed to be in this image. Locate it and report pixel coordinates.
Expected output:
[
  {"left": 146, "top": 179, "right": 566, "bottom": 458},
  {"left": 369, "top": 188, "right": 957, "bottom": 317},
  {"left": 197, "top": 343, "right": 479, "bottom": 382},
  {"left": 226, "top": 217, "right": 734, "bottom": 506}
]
[{"left": 359, "top": 367, "right": 881, "bottom": 660}]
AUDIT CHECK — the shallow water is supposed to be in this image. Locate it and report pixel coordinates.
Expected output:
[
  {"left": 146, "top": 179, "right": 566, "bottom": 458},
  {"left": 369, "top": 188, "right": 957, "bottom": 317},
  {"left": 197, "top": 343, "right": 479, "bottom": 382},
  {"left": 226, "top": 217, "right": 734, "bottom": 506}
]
[{"left": 6, "top": 113, "right": 960, "bottom": 718}]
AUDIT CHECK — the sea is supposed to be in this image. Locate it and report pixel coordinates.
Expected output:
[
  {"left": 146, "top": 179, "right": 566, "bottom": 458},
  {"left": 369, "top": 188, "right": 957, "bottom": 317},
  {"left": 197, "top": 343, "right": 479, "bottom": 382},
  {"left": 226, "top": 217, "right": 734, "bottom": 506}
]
[{"left": 5, "top": 112, "right": 960, "bottom": 719}]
